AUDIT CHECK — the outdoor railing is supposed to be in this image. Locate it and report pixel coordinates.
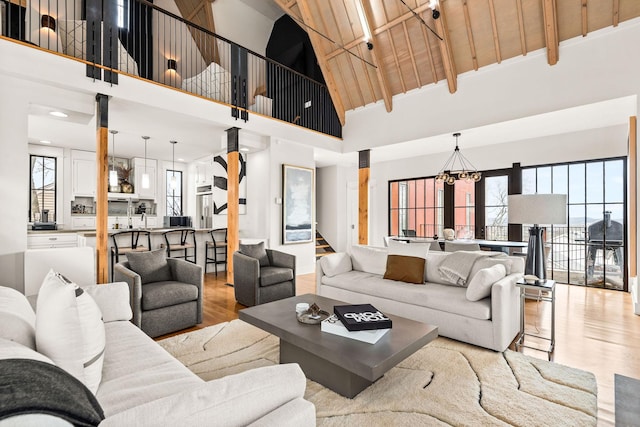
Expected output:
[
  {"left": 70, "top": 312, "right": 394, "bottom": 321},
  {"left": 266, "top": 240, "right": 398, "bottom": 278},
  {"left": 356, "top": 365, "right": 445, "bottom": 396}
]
[{"left": 0, "top": 0, "right": 342, "bottom": 138}]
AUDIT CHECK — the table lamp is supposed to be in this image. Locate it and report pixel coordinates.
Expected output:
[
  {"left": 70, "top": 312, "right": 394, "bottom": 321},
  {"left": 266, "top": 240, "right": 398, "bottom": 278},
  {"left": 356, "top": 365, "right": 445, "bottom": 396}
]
[{"left": 508, "top": 194, "right": 567, "bottom": 281}]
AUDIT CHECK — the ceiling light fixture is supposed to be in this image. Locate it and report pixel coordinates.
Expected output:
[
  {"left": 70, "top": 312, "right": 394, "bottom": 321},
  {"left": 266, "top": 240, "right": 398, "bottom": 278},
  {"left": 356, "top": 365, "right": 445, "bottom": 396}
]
[
  {"left": 49, "top": 111, "right": 68, "bottom": 118},
  {"left": 169, "top": 140, "right": 177, "bottom": 190},
  {"left": 39, "top": 140, "right": 52, "bottom": 144},
  {"left": 109, "top": 130, "right": 119, "bottom": 189},
  {"left": 240, "top": 147, "right": 250, "bottom": 152},
  {"left": 429, "top": 0, "right": 440, "bottom": 19},
  {"left": 397, "top": 0, "right": 443, "bottom": 40},
  {"left": 141, "top": 136, "right": 150, "bottom": 189},
  {"left": 435, "top": 132, "right": 482, "bottom": 185},
  {"left": 355, "top": 0, "right": 373, "bottom": 50},
  {"left": 41, "top": 14, "right": 56, "bottom": 31}
]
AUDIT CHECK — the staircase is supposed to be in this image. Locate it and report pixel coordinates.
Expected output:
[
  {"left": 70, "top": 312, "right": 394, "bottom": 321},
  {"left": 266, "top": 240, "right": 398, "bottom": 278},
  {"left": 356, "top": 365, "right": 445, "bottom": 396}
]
[{"left": 316, "top": 232, "right": 335, "bottom": 260}]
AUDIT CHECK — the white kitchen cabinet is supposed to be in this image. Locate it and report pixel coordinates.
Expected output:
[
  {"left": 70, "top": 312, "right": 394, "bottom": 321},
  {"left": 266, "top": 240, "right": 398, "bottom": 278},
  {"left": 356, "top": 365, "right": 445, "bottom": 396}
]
[
  {"left": 194, "top": 156, "right": 213, "bottom": 186},
  {"left": 71, "top": 216, "right": 96, "bottom": 230},
  {"left": 71, "top": 150, "right": 97, "bottom": 197},
  {"left": 133, "top": 157, "right": 157, "bottom": 200},
  {"left": 28, "top": 233, "right": 78, "bottom": 249}
]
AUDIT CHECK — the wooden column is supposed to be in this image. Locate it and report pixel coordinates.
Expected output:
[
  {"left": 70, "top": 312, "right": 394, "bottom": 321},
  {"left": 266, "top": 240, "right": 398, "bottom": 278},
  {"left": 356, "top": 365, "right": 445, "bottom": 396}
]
[
  {"left": 358, "top": 150, "right": 370, "bottom": 245},
  {"left": 226, "top": 127, "right": 240, "bottom": 285},
  {"left": 629, "top": 116, "right": 637, "bottom": 278},
  {"left": 95, "top": 94, "right": 109, "bottom": 283}
]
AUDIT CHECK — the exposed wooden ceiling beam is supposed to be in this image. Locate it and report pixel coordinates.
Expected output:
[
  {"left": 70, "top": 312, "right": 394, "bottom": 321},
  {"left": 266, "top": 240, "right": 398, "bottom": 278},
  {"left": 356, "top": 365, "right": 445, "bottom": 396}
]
[
  {"left": 186, "top": 3, "right": 204, "bottom": 22},
  {"left": 462, "top": 0, "right": 479, "bottom": 70},
  {"left": 403, "top": 22, "right": 421, "bottom": 87},
  {"left": 293, "top": 0, "right": 346, "bottom": 125},
  {"left": 516, "top": 0, "right": 527, "bottom": 55},
  {"left": 488, "top": 0, "right": 502, "bottom": 63},
  {"left": 542, "top": 0, "right": 559, "bottom": 65},
  {"left": 581, "top": 0, "right": 588, "bottom": 36},
  {"left": 174, "top": 0, "right": 218, "bottom": 66},
  {"left": 360, "top": 0, "right": 393, "bottom": 112},
  {"left": 433, "top": 6, "right": 457, "bottom": 93},
  {"left": 613, "top": 0, "right": 620, "bottom": 26}
]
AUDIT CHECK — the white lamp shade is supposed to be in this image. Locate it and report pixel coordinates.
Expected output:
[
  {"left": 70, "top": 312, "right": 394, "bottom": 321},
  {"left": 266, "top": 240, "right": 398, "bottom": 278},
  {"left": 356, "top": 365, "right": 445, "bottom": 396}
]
[
  {"left": 508, "top": 194, "right": 567, "bottom": 225},
  {"left": 141, "top": 173, "right": 150, "bottom": 189},
  {"left": 109, "top": 170, "right": 118, "bottom": 187}
]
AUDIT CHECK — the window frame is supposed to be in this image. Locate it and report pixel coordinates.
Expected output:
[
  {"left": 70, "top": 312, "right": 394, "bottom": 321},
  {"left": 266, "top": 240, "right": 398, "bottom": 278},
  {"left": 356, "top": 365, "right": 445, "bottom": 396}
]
[
  {"left": 29, "top": 154, "right": 57, "bottom": 223},
  {"left": 166, "top": 169, "right": 183, "bottom": 216}
]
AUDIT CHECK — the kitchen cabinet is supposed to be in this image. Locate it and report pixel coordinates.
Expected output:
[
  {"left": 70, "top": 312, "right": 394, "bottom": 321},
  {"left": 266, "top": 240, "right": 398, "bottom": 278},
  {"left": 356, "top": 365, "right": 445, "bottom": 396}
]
[
  {"left": 133, "top": 157, "right": 157, "bottom": 200},
  {"left": 194, "top": 156, "right": 213, "bottom": 186},
  {"left": 71, "top": 150, "right": 97, "bottom": 197},
  {"left": 28, "top": 233, "right": 78, "bottom": 249},
  {"left": 71, "top": 216, "right": 96, "bottom": 230}
]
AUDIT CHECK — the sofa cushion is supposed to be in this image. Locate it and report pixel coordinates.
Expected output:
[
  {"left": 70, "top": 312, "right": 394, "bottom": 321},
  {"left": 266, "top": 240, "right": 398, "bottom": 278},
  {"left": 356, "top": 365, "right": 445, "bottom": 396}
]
[
  {"left": 0, "top": 337, "right": 55, "bottom": 364},
  {"left": 350, "top": 245, "right": 387, "bottom": 275},
  {"left": 388, "top": 240, "right": 430, "bottom": 281},
  {"left": 260, "top": 267, "right": 294, "bottom": 287},
  {"left": 383, "top": 255, "right": 425, "bottom": 284},
  {"left": 424, "top": 252, "right": 452, "bottom": 285},
  {"left": 82, "top": 282, "right": 133, "bottom": 323},
  {"left": 240, "top": 242, "right": 270, "bottom": 267},
  {"left": 322, "top": 271, "right": 491, "bottom": 320},
  {"left": 469, "top": 255, "right": 513, "bottom": 278},
  {"left": 319, "top": 252, "right": 352, "bottom": 277},
  {"left": 0, "top": 286, "right": 36, "bottom": 349},
  {"left": 36, "top": 270, "right": 105, "bottom": 394},
  {"left": 466, "top": 264, "right": 507, "bottom": 301},
  {"left": 141, "top": 282, "right": 199, "bottom": 311},
  {"left": 126, "top": 248, "right": 173, "bottom": 285}
]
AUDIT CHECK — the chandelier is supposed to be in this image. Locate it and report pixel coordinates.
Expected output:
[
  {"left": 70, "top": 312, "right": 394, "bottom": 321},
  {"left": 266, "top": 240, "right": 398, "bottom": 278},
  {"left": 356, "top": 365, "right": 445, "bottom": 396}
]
[{"left": 435, "top": 132, "right": 482, "bottom": 185}]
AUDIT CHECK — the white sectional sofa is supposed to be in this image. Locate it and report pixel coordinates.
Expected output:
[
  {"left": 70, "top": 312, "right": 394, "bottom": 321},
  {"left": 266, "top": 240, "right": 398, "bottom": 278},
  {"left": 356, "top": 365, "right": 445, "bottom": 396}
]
[{"left": 316, "top": 245, "right": 524, "bottom": 352}]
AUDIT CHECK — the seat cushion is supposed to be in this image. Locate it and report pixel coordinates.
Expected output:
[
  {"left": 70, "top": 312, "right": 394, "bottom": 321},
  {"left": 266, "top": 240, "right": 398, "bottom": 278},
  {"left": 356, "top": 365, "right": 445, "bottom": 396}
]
[
  {"left": 259, "top": 267, "right": 294, "bottom": 287},
  {"left": 141, "top": 282, "right": 199, "bottom": 311},
  {"left": 126, "top": 248, "right": 173, "bottom": 285}
]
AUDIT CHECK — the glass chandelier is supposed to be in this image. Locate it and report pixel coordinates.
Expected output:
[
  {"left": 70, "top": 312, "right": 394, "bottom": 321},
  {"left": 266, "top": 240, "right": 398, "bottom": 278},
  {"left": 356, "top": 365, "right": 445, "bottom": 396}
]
[{"left": 435, "top": 132, "right": 482, "bottom": 185}]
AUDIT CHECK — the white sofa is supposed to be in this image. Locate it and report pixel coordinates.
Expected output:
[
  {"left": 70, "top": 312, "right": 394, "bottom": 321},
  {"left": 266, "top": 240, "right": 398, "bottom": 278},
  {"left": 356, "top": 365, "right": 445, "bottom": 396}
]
[{"left": 316, "top": 245, "right": 524, "bottom": 352}]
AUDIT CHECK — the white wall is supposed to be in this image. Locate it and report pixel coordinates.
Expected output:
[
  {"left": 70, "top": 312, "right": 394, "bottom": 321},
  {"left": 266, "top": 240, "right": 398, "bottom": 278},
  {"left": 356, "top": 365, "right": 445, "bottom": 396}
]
[
  {"left": 316, "top": 164, "right": 352, "bottom": 253},
  {"left": 212, "top": 0, "right": 275, "bottom": 56}
]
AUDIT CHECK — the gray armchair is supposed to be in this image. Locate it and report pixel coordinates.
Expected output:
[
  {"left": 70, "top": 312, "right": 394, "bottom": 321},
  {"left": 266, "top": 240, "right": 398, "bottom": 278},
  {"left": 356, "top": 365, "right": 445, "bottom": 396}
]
[
  {"left": 233, "top": 248, "right": 296, "bottom": 307},
  {"left": 114, "top": 248, "right": 203, "bottom": 338}
]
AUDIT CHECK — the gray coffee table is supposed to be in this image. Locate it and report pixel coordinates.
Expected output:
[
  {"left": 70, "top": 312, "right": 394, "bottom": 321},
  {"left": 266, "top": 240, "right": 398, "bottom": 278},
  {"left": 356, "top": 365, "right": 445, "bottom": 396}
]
[{"left": 239, "top": 294, "right": 438, "bottom": 398}]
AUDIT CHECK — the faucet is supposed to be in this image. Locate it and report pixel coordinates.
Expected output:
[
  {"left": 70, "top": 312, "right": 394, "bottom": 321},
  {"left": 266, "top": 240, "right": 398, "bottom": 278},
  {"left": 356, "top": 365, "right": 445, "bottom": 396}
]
[{"left": 141, "top": 212, "right": 147, "bottom": 230}]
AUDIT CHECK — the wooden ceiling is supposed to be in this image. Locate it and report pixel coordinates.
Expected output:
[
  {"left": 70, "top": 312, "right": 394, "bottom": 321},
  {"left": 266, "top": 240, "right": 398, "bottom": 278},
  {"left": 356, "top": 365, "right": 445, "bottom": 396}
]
[{"left": 272, "top": 0, "right": 640, "bottom": 125}]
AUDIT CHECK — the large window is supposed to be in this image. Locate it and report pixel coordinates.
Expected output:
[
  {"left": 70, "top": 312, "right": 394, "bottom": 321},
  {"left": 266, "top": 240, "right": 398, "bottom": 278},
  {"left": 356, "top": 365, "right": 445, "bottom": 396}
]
[
  {"left": 454, "top": 180, "right": 475, "bottom": 238},
  {"left": 29, "top": 155, "right": 56, "bottom": 223},
  {"left": 484, "top": 176, "right": 509, "bottom": 240},
  {"left": 166, "top": 170, "right": 182, "bottom": 216}
]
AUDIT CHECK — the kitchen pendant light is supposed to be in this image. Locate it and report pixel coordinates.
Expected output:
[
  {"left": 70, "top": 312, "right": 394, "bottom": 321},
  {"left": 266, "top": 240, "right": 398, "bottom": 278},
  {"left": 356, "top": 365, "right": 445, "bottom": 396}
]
[
  {"left": 169, "top": 140, "right": 177, "bottom": 190},
  {"left": 435, "top": 132, "right": 482, "bottom": 185},
  {"left": 141, "top": 136, "right": 150, "bottom": 189},
  {"left": 109, "top": 130, "right": 119, "bottom": 189}
]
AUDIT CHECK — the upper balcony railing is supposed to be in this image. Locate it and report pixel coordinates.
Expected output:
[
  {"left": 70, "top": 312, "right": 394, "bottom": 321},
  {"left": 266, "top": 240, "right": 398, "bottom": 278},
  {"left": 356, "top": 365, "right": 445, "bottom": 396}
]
[{"left": 0, "top": 0, "right": 342, "bottom": 138}]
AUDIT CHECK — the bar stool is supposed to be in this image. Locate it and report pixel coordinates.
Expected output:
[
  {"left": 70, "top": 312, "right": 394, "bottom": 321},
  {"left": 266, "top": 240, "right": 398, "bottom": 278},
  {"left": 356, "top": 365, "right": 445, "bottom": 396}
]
[
  {"left": 110, "top": 230, "right": 152, "bottom": 281},
  {"left": 161, "top": 229, "right": 197, "bottom": 264},
  {"left": 205, "top": 228, "right": 227, "bottom": 275}
]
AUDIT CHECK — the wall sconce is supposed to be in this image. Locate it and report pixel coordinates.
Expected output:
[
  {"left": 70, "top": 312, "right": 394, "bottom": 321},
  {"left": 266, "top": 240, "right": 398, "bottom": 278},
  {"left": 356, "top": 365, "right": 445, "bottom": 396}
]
[
  {"left": 167, "top": 59, "right": 177, "bottom": 71},
  {"left": 41, "top": 15, "right": 56, "bottom": 32}
]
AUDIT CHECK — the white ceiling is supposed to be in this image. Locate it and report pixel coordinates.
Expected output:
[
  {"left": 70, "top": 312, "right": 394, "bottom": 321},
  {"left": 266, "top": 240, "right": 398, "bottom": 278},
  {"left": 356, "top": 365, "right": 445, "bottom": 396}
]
[{"left": 236, "top": 0, "right": 284, "bottom": 21}]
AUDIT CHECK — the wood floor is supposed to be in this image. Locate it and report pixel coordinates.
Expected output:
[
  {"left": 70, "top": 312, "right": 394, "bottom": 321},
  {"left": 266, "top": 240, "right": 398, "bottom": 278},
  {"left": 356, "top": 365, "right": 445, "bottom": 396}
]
[{"left": 158, "top": 273, "right": 640, "bottom": 426}]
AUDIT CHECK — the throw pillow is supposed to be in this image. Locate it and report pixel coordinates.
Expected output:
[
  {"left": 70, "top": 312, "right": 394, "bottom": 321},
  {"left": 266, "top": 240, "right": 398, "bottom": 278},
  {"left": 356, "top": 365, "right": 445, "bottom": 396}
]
[
  {"left": 424, "top": 252, "right": 452, "bottom": 285},
  {"left": 239, "top": 242, "right": 270, "bottom": 267},
  {"left": 0, "top": 286, "right": 36, "bottom": 349},
  {"left": 383, "top": 255, "right": 426, "bottom": 284},
  {"left": 126, "top": 248, "right": 172, "bottom": 284},
  {"left": 388, "top": 240, "right": 430, "bottom": 281},
  {"left": 36, "top": 270, "right": 105, "bottom": 394},
  {"left": 319, "top": 252, "right": 352, "bottom": 277},
  {"left": 350, "top": 245, "right": 388, "bottom": 275},
  {"left": 469, "top": 256, "right": 513, "bottom": 280},
  {"left": 466, "top": 264, "right": 507, "bottom": 301},
  {"left": 82, "top": 282, "right": 133, "bottom": 323},
  {"left": 0, "top": 337, "right": 55, "bottom": 364}
]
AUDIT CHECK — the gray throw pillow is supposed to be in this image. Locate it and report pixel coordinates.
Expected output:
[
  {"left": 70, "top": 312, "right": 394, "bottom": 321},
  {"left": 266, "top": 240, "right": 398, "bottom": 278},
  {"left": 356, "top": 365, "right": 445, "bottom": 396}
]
[
  {"left": 125, "top": 248, "right": 173, "bottom": 284},
  {"left": 240, "top": 242, "right": 269, "bottom": 267}
]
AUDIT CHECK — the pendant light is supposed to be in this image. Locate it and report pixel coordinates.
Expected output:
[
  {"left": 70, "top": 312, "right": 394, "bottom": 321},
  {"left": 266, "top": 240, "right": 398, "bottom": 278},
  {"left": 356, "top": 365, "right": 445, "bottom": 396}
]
[
  {"left": 169, "top": 140, "right": 177, "bottom": 190},
  {"left": 109, "top": 130, "right": 119, "bottom": 189},
  {"left": 141, "top": 136, "right": 150, "bottom": 189},
  {"left": 435, "top": 132, "right": 482, "bottom": 185}
]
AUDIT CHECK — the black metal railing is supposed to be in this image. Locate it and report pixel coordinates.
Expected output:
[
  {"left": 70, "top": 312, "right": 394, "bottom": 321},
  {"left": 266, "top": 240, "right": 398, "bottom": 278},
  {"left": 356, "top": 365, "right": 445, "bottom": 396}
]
[{"left": 0, "top": 0, "right": 342, "bottom": 138}]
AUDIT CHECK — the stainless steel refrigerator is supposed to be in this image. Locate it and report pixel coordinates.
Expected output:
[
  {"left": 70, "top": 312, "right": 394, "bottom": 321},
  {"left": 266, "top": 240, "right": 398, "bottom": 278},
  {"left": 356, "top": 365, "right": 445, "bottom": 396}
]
[{"left": 196, "top": 193, "right": 213, "bottom": 229}]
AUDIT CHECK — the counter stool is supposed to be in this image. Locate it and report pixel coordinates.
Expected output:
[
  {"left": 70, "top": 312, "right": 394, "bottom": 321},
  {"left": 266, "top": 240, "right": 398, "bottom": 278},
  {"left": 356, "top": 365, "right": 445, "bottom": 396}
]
[
  {"left": 161, "top": 229, "right": 197, "bottom": 264},
  {"left": 205, "top": 228, "right": 227, "bottom": 275},
  {"left": 110, "top": 230, "right": 152, "bottom": 281}
]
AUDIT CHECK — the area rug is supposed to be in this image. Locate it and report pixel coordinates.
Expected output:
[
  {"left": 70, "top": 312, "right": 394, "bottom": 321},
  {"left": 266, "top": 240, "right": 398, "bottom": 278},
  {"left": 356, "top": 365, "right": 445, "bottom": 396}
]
[{"left": 159, "top": 320, "right": 597, "bottom": 426}]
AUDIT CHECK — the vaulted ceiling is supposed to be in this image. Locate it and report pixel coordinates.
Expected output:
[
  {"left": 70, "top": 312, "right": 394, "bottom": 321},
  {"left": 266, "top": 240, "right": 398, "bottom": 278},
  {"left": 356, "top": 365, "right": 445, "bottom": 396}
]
[{"left": 271, "top": 0, "right": 640, "bottom": 125}]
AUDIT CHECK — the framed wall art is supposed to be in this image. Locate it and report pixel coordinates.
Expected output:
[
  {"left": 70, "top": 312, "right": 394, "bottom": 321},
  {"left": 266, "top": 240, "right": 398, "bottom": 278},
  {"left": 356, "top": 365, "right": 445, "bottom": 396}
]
[{"left": 282, "top": 164, "right": 314, "bottom": 244}]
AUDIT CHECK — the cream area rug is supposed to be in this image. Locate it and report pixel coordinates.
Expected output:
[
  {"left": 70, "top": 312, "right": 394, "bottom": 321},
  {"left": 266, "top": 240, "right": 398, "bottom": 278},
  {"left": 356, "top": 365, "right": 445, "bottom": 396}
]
[{"left": 159, "top": 320, "right": 597, "bottom": 426}]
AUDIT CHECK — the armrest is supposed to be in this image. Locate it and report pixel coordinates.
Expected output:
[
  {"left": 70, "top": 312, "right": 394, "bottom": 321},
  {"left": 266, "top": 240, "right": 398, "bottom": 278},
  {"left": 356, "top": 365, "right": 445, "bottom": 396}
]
[
  {"left": 167, "top": 259, "right": 203, "bottom": 290},
  {"left": 233, "top": 252, "right": 260, "bottom": 283},
  {"left": 268, "top": 249, "right": 295, "bottom": 271},
  {"left": 99, "top": 364, "right": 309, "bottom": 427},
  {"left": 490, "top": 273, "right": 521, "bottom": 350},
  {"left": 113, "top": 263, "right": 142, "bottom": 328},
  {"left": 316, "top": 258, "right": 325, "bottom": 294},
  {"left": 81, "top": 282, "right": 132, "bottom": 322}
]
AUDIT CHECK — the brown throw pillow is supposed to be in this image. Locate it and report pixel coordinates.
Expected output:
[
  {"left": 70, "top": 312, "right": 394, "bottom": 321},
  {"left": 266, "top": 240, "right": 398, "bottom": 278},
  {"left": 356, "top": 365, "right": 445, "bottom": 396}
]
[{"left": 383, "top": 255, "right": 426, "bottom": 284}]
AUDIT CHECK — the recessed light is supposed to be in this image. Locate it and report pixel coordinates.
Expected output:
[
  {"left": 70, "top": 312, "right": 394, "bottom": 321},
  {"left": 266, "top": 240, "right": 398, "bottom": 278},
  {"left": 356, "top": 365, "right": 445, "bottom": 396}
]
[
  {"left": 39, "top": 140, "right": 52, "bottom": 144},
  {"left": 240, "top": 147, "right": 250, "bottom": 152},
  {"left": 177, "top": 158, "right": 184, "bottom": 162},
  {"left": 49, "top": 111, "right": 68, "bottom": 118}
]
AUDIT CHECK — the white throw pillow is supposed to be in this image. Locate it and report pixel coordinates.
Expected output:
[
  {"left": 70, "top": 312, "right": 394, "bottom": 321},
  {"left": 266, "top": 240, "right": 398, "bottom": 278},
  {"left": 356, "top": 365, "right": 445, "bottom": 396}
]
[
  {"left": 466, "top": 264, "right": 507, "bottom": 301},
  {"left": 82, "top": 282, "right": 133, "bottom": 323},
  {"left": 388, "top": 240, "right": 430, "bottom": 281},
  {"left": 36, "top": 270, "right": 105, "bottom": 394},
  {"left": 425, "top": 252, "right": 451, "bottom": 285},
  {"left": 350, "top": 246, "right": 388, "bottom": 275},
  {"left": 0, "top": 287, "right": 36, "bottom": 349},
  {"left": 0, "top": 337, "right": 55, "bottom": 365},
  {"left": 320, "top": 253, "right": 352, "bottom": 277},
  {"left": 469, "top": 256, "right": 513, "bottom": 279}
]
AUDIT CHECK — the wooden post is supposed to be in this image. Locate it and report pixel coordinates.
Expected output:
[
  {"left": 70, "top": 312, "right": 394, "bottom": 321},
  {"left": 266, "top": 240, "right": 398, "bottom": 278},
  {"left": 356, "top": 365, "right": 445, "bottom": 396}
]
[
  {"left": 226, "top": 127, "right": 240, "bottom": 285},
  {"left": 358, "top": 150, "right": 370, "bottom": 245},
  {"left": 629, "top": 116, "right": 637, "bottom": 278},
  {"left": 95, "top": 94, "right": 109, "bottom": 283}
]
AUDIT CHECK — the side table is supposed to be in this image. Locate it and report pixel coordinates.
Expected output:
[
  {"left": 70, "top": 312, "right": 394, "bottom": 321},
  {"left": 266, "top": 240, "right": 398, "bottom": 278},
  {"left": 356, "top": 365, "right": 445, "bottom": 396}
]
[{"left": 515, "top": 279, "right": 556, "bottom": 360}]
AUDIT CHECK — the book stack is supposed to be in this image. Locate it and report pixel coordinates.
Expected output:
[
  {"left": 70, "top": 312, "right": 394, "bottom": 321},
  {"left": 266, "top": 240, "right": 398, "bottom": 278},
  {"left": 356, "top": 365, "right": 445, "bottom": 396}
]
[{"left": 320, "top": 304, "right": 392, "bottom": 344}]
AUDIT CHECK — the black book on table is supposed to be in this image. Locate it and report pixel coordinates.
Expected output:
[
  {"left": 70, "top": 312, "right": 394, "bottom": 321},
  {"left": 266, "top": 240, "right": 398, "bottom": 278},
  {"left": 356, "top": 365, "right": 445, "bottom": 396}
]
[{"left": 333, "top": 304, "right": 392, "bottom": 331}]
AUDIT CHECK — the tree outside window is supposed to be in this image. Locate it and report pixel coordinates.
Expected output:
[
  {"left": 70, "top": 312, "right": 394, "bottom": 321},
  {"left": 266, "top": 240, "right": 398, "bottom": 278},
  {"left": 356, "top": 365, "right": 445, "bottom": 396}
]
[
  {"left": 166, "top": 170, "right": 182, "bottom": 216},
  {"left": 29, "top": 155, "right": 56, "bottom": 223}
]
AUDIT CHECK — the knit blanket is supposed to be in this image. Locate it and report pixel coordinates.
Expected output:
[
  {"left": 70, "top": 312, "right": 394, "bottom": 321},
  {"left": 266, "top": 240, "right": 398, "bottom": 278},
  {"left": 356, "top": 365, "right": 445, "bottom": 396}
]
[{"left": 438, "top": 250, "right": 500, "bottom": 286}]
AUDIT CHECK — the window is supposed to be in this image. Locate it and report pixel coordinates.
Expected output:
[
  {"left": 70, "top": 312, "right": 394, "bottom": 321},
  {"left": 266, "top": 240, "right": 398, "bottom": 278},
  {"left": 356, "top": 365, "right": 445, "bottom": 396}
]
[
  {"left": 484, "top": 176, "right": 508, "bottom": 240},
  {"left": 454, "top": 180, "right": 475, "bottom": 238},
  {"left": 387, "top": 177, "right": 447, "bottom": 238},
  {"left": 29, "top": 155, "right": 57, "bottom": 222},
  {"left": 166, "top": 170, "right": 182, "bottom": 216},
  {"left": 117, "top": 0, "right": 127, "bottom": 28}
]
